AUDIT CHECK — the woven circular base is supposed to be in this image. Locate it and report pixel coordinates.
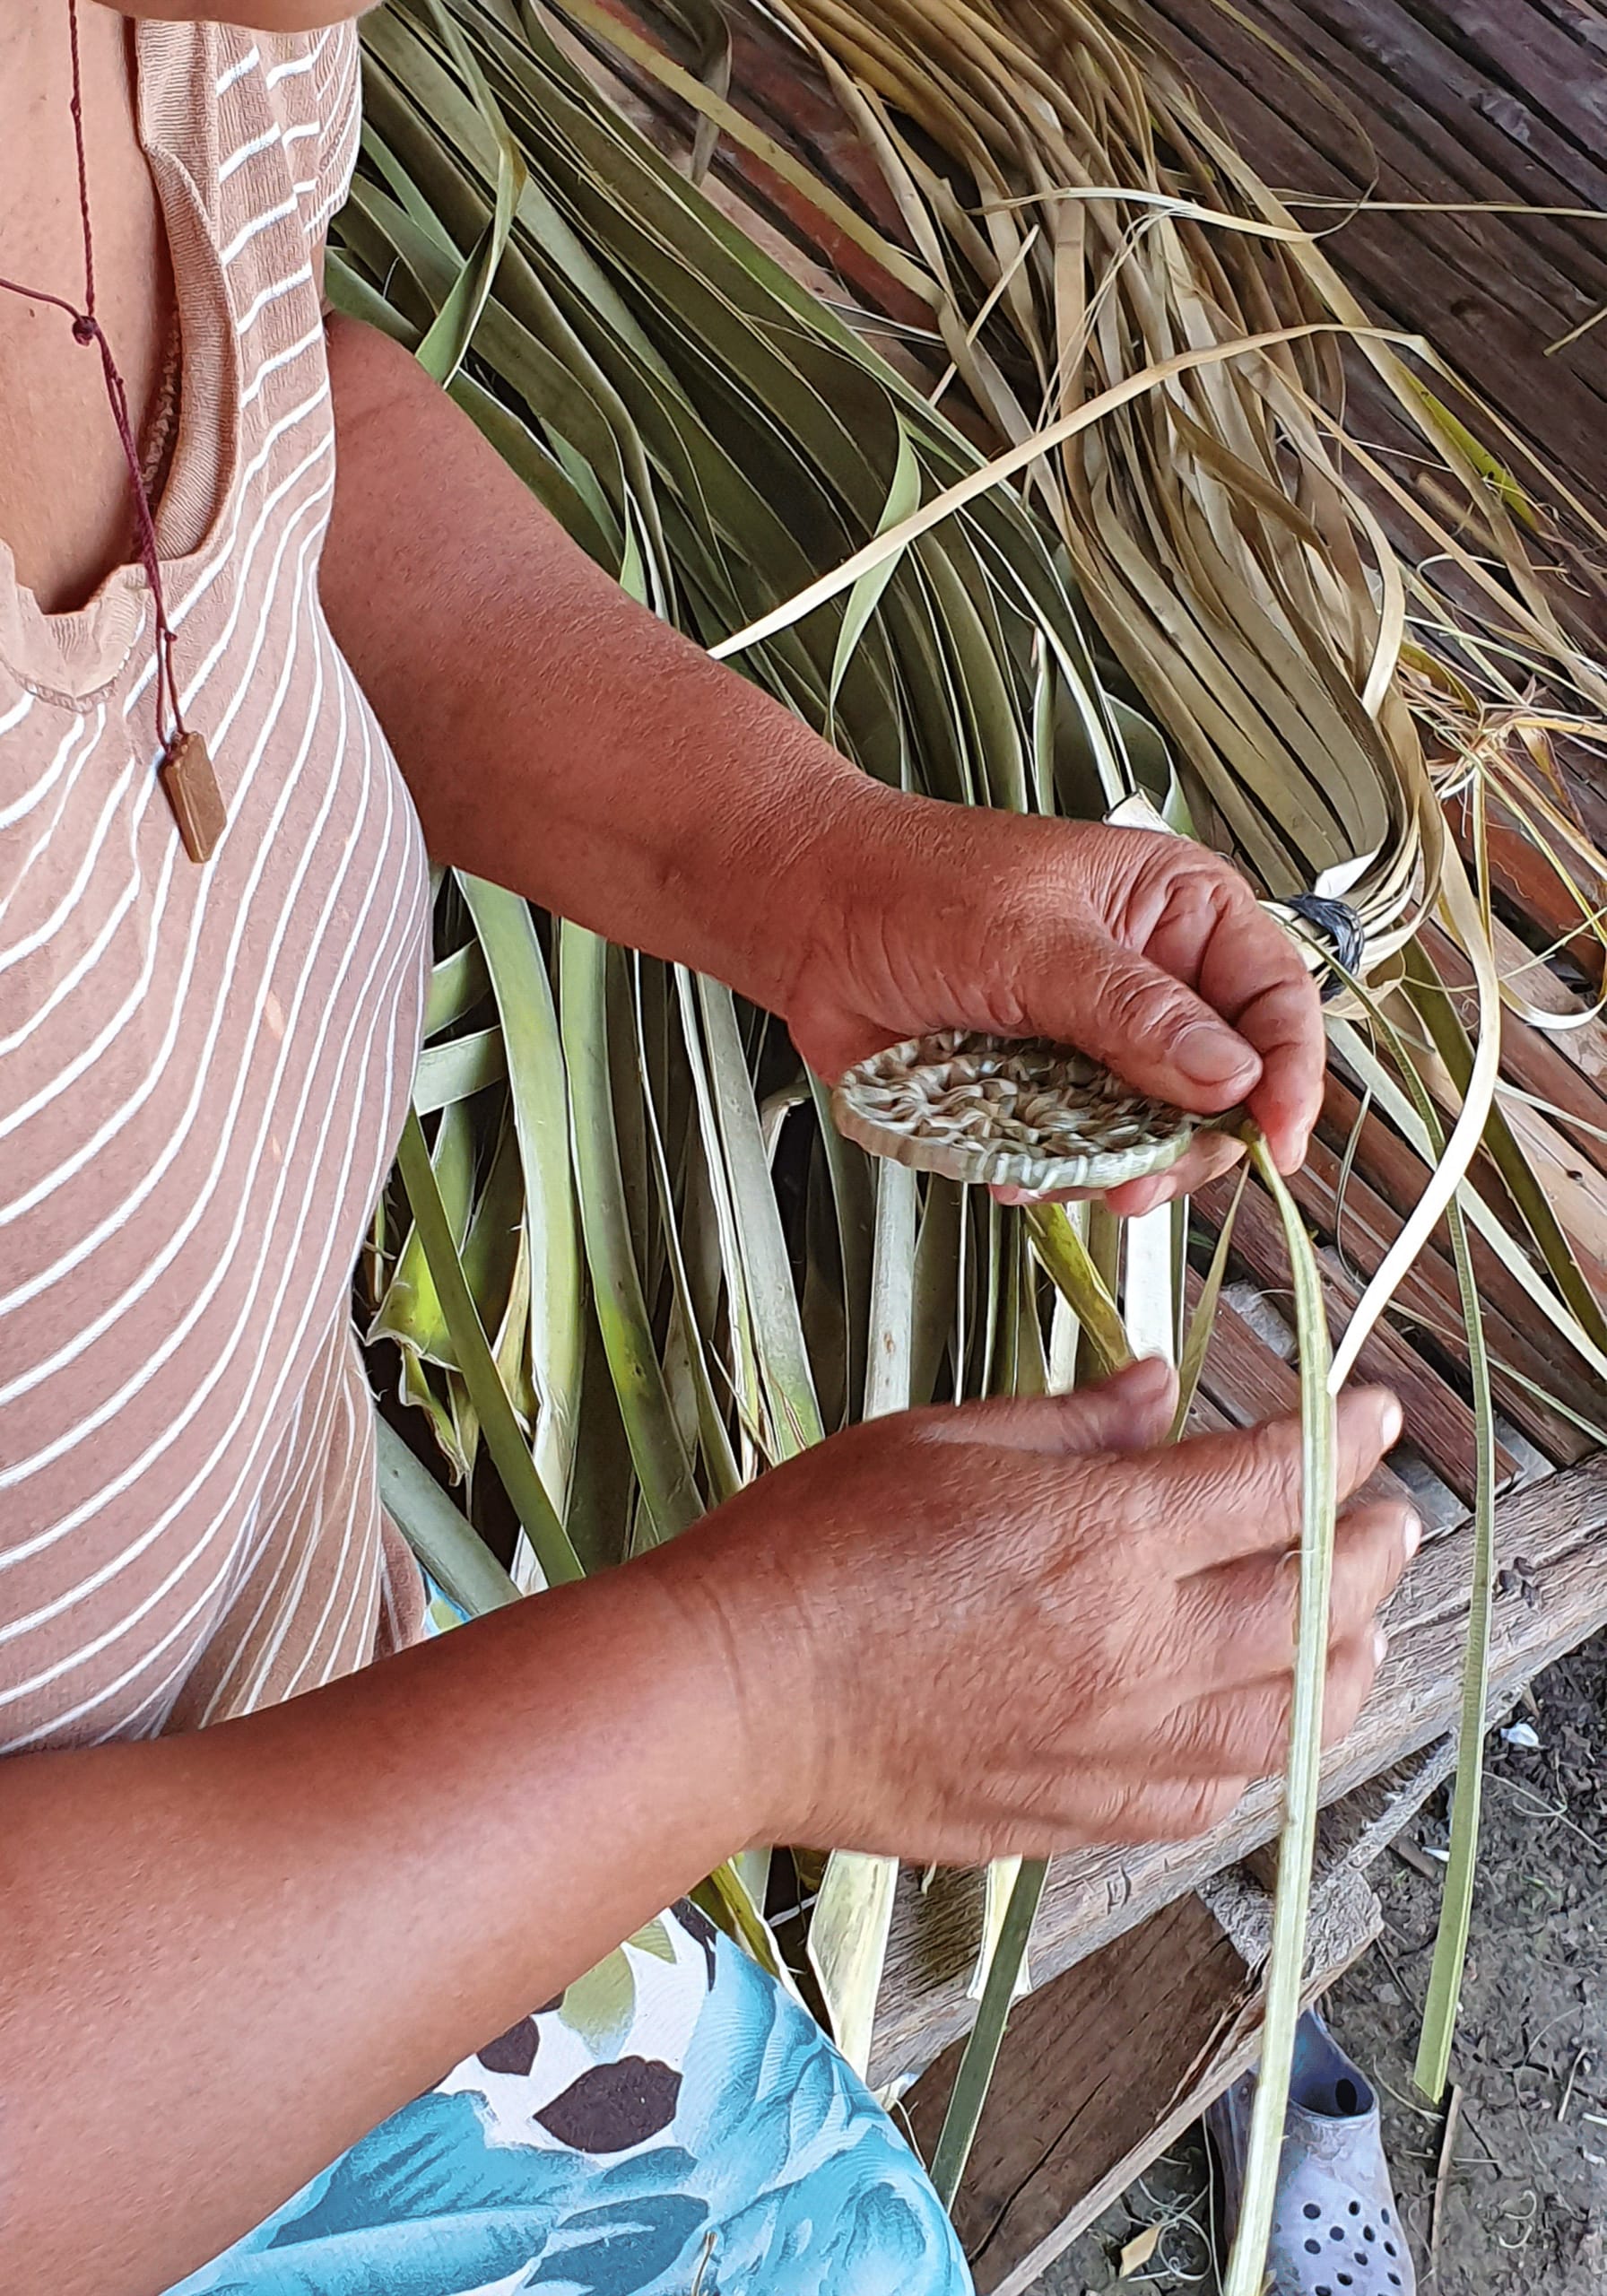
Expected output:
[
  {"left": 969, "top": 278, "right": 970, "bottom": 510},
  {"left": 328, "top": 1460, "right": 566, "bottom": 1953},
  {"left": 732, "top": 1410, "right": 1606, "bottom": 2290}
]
[{"left": 830, "top": 1030, "right": 1209, "bottom": 1192}]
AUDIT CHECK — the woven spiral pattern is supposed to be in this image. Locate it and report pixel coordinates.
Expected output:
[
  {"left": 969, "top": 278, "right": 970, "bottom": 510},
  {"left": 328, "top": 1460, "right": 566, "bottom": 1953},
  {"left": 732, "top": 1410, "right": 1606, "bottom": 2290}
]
[{"left": 831, "top": 1031, "right": 1208, "bottom": 1191}]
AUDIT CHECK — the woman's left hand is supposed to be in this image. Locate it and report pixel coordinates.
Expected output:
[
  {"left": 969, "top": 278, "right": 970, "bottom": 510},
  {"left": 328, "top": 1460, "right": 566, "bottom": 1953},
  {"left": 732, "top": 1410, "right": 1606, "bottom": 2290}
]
[{"left": 782, "top": 795, "right": 1326, "bottom": 1214}]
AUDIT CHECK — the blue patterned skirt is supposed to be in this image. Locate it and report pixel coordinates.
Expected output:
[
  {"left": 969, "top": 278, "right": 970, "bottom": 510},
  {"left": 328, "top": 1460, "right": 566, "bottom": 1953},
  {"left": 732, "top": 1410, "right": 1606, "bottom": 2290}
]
[{"left": 163, "top": 1596, "right": 970, "bottom": 2294}]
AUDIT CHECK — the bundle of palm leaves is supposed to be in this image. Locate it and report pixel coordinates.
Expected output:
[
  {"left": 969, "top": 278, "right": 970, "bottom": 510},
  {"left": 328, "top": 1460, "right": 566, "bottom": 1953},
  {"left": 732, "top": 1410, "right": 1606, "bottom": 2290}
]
[{"left": 332, "top": 1, "right": 1607, "bottom": 2281}]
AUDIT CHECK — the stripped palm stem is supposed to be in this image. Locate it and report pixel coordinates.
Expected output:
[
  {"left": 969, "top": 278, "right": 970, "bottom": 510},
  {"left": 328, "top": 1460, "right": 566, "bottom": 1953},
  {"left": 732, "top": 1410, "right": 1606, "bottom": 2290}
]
[
  {"left": 928, "top": 1190, "right": 1151, "bottom": 2203},
  {"left": 1221, "top": 1132, "right": 1337, "bottom": 2296},
  {"left": 1332, "top": 969, "right": 1498, "bottom": 2103},
  {"left": 1022, "top": 1203, "right": 1134, "bottom": 1377},
  {"left": 1331, "top": 839, "right": 1503, "bottom": 1386},
  {"left": 1171, "top": 1165, "right": 1248, "bottom": 1442},
  {"left": 929, "top": 1851, "right": 1049, "bottom": 2208},
  {"left": 376, "top": 1415, "right": 523, "bottom": 1614},
  {"left": 807, "top": 1158, "right": 919, "bottom": 2074},
  {"left": 962, "top": 1140, "right": 1333, "bottom": 2270}
]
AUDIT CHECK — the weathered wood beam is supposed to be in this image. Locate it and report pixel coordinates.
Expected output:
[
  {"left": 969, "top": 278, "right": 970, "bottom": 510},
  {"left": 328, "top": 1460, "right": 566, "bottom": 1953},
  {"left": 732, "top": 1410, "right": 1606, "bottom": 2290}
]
[{"left": 869, "top": 1453, "right": 1607, "bottom": 2085}]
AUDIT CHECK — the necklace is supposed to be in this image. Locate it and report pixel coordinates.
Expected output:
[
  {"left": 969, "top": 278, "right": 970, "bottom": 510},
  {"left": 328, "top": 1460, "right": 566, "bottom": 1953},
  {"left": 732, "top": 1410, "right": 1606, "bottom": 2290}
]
[{"left": 0, "top": 0, "right": 223, "bottom": 863}]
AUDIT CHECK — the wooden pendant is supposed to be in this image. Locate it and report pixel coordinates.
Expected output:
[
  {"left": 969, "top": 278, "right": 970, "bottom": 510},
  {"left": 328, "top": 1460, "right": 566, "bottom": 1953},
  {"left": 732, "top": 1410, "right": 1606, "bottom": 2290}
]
[{"left": 160, "top": 731, "right": 226, "bottom": 864}]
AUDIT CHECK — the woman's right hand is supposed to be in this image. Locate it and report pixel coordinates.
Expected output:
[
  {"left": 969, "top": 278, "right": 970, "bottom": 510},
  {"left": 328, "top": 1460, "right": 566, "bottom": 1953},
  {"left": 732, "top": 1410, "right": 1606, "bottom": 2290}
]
[{"left": 649, "top": 1358, "right": 1413, "bottom": 1866}]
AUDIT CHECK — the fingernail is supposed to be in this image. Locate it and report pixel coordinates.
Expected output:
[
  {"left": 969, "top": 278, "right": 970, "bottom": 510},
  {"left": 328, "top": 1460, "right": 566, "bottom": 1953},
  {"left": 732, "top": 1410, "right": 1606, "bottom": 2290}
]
[
  {"left": 1403, "top": 1510, "right": 1422, "bottom": 1561},
  {"left": 1373, "top": 1626, "right": 1389, "bottom": 1666},
  {"left": 1379, "top": 1396, "right": 1403, "bottom": 1449},
  {"left": 1176, "top": 1023, "right": 1256, "bottom": 1089}
]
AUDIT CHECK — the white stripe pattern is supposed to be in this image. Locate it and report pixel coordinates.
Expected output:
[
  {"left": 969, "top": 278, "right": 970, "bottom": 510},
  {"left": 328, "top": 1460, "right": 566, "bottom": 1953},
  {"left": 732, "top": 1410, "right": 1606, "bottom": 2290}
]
[{"left": 0, "top": 21, "right": 430, "bottom": 1754}]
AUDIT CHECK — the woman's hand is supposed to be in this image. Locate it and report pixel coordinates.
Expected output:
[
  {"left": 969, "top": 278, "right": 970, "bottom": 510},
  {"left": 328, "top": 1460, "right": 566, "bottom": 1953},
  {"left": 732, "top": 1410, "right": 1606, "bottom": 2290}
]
[
  {"left": 324, "top": 327, "right": 1319, "bottom": 1213},
  {"left": 650, "top": 1361, "right": 1412, "bottom": 1866},
  {"left": 783, "top": 793, "right": 1325, "bottom": 1214}
]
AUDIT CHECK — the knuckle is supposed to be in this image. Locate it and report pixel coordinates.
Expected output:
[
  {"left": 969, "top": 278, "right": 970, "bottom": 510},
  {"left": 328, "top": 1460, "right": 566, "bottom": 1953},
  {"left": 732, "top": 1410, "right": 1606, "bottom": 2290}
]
[
  {"left": 1219, "top": 1418, "right": 1303, "bottom": 1527},
  {"left": 1090, "top": 1592, "right": 1168, "bottom": 1694},
  {"left": 1224, "top": 1684, "right": 1290, "bottom": 1779},
  {"left": 1095, "top": 1458, "right": 1159, "bottom": 1549},
  {"left": 1080, "top": 1773, "right": 1137, "bottom": 1839},
  {"left": 1333, "top": 1503, "right": 1410, "bottom": 1614},
  {"left": 1323, "top": 1645, "right": 1376, "bottom": 1742},
  {"left": 1095, "top": 965, "right": 1175, "bottom": 1040},
  {"left": 1235, "top": 1560, "right": 1298, "bottom": 1664},
  {"left": 1172, "top": 1776, "right": 1244, "bottom": 1837},
  {"left": 1253, "top": 1686, "right": 1293, "bottom": 1776},
  {"left": 1183, "top": 1561, "right": 1282, "bottom": 1674},
  {"left": 1168, "top": 1431, "right": 1300, "bottom": 1555},
  {"left": 1166, "top": 1575, "right": 1227, "bottom": 1674},
  {"left": 1173, "top": 843, "right": 1247, "bottom": 910}
]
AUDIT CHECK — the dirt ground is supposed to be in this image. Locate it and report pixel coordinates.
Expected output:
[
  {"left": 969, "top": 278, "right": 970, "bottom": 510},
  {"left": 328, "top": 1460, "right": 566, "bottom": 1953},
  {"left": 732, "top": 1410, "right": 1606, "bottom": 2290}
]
[{"left": 1038, "top": 1632, "right": 1607, "bottom": 2294}]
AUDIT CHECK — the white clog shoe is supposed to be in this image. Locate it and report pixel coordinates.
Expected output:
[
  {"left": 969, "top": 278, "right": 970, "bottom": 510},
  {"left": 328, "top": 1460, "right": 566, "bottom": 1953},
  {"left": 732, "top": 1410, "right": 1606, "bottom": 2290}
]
[{"left": 1206, "top": 2011, "right": 1415, "bottom": 2296}]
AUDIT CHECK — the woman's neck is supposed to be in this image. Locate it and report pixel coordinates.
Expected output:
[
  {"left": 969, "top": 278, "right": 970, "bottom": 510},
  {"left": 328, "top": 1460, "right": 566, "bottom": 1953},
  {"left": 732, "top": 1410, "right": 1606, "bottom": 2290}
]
[{"left": 0, "top": 0, "right": 175, "bottom": 615}]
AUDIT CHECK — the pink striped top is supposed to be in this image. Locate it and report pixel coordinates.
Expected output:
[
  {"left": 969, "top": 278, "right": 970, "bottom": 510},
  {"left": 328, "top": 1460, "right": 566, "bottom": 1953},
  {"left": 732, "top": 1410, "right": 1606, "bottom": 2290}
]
[{"left": 0, "top": 21, "right": 430, "bottom": 1753}]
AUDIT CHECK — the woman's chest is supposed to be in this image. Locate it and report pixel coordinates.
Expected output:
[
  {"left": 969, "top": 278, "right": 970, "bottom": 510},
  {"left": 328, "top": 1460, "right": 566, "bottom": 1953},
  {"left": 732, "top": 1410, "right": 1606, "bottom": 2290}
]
[
  {"left": 0, "top": 2, "right": 175, "bottom": 617},
  {"left": 0, "top": 611, "right": 429, "bottom": 1747}
]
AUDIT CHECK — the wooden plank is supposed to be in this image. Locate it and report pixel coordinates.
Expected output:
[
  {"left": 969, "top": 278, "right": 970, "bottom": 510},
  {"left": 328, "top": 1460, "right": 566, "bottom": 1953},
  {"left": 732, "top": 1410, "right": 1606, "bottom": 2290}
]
[
  {"left": 1355, "top": 988, "right": 1607, "bottom": 1297},
  {"left": 1290, "top": 1126, "right": 1596, "bottom": 1463},
  {"left": 1425, "top": 923, "right": 1607, "bottom": 1179},
  {"left": 696, "top": 0, "right": 1607, "bottom": 637},
  {"left": 1147, "top": 0, "right": 1607, "bottom": 309},
  {"left": 867, "top": 1452, "right": 1607, "bottom": 2087},
  {"left": 1444, "top": 789, "right": 1606, "bottom": 994},
  {"left": 978, "top": 1917, "right": 1370, "bottom": 2296},
  {"left": 1140, "top": 0, "right": 1607, "bottom": 330},
  {"left": 1185, "top": 1267, "right": 1438, "bottom": 1518},
  {"left": 1283, "top": 0, "right": 1607, "bottom": 221},
  {"left": 906, "top": 1743, "right": 1460, "bottom": 2292},
  {"left": 1522, "top": 0, "right": 1607, "bottom": 48},
  {"left": 1490, "top": 917, "right": 1607, "bottom": 1093},
  {"left": 1192, "top": 1268, "right": 1302, "bottom": 1422},
  {"left": 1406, "top": 0, "right": 1607, "bottom": 164},
  {"left": 1133, "top": 0, "right": 1607, "bottom": 567},
  {"left": 902, "top": 1894, "right": 1254, "bottom": 2289},
  {"left": 1316, "top": 1068, "right": 1607, "bottom": 1411},
  {"left": 1194, "top": 1172, "right": 1518, "bottom": 1501}
]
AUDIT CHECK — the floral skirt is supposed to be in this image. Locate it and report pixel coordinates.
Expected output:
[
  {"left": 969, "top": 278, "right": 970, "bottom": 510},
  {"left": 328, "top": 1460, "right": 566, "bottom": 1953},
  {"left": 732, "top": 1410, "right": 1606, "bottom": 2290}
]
[
  {"left": 164, "top": 1900, "right": 969, "bottom": 2295},
  {"left": 164, "top": 1602, "right": 970, "bottom": 2295}
]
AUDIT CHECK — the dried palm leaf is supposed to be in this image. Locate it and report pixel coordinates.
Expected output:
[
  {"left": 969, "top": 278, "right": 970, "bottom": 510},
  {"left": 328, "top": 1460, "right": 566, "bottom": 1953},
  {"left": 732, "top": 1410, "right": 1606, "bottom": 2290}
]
[{"left": 341, "top": 7, "right": 1607, "bottom": 2266}]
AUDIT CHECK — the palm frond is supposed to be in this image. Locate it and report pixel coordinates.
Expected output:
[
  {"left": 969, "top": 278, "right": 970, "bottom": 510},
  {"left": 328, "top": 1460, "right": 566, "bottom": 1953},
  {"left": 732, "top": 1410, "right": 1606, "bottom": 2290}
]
[{"left": 337, "top": 7, "right": 1607, "bottom": 2274}]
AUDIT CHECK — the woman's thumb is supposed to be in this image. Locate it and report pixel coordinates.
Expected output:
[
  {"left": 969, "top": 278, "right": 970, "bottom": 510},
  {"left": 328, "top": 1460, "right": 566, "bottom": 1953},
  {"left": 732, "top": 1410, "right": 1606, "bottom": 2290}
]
[{"left": 1049, "top": 936, "right": 1261, "bottom": 1114}]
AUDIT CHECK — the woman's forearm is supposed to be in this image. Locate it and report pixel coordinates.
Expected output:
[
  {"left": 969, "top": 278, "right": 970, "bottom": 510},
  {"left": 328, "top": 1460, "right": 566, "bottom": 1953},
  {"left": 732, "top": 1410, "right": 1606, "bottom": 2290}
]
[
  {"left": 2, "top": 1561, "right": 751, "bottom": 2296},
  {"left": 319, "top": 314, "right": 887, "bottom": 1012}
]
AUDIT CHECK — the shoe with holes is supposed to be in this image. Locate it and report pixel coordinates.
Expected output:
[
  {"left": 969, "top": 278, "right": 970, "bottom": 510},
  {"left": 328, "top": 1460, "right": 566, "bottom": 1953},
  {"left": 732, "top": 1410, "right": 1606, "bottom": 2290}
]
[{"left": 1205, "top": 2008, "right": 1415, "bottom": 2295}]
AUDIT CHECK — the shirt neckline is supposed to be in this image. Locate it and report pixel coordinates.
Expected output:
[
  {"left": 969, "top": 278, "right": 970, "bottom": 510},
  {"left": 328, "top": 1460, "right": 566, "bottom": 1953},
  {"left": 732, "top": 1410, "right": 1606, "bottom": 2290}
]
[{"left": 0, "top": 20, "right": 241, "bottom": 706}]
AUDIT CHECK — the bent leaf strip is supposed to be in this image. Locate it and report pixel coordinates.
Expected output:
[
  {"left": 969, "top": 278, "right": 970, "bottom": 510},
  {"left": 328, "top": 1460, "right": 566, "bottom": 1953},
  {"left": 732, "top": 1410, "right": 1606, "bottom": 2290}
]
[{"left": 396, "top": 1109, "right": 584, "bottom": 1586}]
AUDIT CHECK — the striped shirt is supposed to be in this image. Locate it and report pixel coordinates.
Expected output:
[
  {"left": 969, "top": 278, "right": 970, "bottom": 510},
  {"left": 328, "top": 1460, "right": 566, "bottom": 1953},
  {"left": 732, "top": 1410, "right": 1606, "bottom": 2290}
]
[{"left": 0, "top": 22, "right": 430, "bottom": 1754}]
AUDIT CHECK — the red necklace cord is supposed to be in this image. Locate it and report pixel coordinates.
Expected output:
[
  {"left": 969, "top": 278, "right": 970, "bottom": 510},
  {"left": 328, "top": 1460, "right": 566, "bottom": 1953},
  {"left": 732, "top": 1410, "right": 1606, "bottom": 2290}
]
[{"left": 0, "top": 0, "right": 187, "bottom": 755}]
